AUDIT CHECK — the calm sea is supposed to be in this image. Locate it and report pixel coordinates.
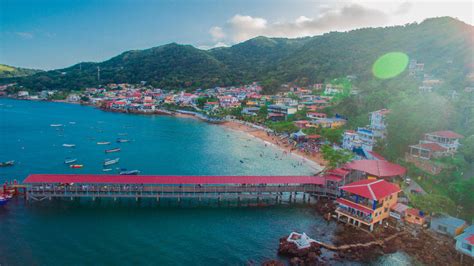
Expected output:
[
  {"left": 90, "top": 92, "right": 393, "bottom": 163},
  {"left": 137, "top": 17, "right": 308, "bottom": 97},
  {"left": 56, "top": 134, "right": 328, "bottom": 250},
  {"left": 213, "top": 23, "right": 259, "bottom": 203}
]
[{"left": 0, "top": 98, "right": 413, "bottom": 265}]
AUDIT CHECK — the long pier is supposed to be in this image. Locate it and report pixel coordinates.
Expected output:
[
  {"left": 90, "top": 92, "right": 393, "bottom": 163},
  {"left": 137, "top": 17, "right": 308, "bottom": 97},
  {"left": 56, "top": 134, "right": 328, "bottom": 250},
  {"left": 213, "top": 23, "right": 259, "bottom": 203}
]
[{"left": 23, "top": 174, "right": 338, "bottom": 203}]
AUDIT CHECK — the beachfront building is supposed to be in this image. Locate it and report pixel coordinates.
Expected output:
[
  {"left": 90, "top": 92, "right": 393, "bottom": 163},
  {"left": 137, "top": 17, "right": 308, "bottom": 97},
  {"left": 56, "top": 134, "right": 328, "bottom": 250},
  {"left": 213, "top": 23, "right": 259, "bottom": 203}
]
[
  {"left": 430, "top": 214, "right": 468, "bottom": 237},
  {"left": 267, "top": 104, "right": 297, "bottom": 121},
  {"left": 343, "top": 159, "right": 406, "bottom": 181},
  {"left": 307, "top": 117, "right": 347, "bottom": 129},
  {"left": 456, "top": 225, "right": 474, "bottom": 257},
  {"left": 335, "top": 179, "right": 401, "bottom": 231}
]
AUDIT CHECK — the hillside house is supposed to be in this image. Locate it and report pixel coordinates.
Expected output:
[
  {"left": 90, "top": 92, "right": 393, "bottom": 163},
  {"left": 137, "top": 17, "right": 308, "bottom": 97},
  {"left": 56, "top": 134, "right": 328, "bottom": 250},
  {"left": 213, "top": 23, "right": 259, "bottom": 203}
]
[
  {"left": 456, "top": 225, "right": 474, "bottom": 257},
  {"left": 430, "top": 214, "right": 468, "bottom": 237},
  {"left": 306, "top": 112, "right": 327, "bottom": 120}
]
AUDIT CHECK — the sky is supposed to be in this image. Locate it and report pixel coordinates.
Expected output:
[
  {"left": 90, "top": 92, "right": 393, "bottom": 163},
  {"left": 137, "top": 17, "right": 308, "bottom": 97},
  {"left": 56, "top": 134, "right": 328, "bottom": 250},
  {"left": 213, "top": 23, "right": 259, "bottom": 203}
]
[{"left": 0, "top": 0, "right": 473, "bottom": 70}]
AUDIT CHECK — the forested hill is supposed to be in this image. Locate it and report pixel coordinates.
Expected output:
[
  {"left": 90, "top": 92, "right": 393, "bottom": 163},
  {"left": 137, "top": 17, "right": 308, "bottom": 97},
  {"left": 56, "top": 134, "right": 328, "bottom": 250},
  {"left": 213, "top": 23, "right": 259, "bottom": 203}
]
[
  {"left": 6, "top": 17, "right": 473, "bottom": 92},
  {"left": 0, "top": 64, "right": 42, "bottom": 78}
]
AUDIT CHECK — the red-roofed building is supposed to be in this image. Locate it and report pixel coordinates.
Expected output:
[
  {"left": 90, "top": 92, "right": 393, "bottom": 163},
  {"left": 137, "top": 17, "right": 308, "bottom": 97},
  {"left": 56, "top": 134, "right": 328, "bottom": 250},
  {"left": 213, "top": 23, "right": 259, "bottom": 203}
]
[
  {"left": 335, "top": 179, "right": 401, "bottom": 231},
  {"left": 405, "top": 208, "right": 427, "bottom": 226},
  {"left": 424, "top": 130, "right": 464, "bottom": 153},
  {"left": 344, "top": 160, "right": 406, "bottom": 179}
]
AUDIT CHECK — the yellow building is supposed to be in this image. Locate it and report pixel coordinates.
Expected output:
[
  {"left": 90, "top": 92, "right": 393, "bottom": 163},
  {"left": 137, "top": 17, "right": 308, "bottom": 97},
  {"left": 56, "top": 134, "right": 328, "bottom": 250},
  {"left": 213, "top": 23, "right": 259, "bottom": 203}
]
[{"left": 336, "top": 179, "right": 401, "bottom": 231}]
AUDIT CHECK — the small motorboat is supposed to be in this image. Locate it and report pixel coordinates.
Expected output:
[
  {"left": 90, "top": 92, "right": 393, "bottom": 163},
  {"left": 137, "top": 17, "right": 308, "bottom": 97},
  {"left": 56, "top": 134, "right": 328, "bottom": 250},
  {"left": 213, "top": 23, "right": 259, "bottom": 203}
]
[
  {"left": 69, "top": 122, "right": 76, "bottom": 125},
  {"left": 0, "top": 196, "right": 9, "bottom": 206},
  {"left": 70, "top": 164, "right": 83, "bottom": 169},
  {"left": 116, "top": 139, "right": 130, "bottom": 143},
  {"left": 0, "top": 160, "right": 15, "bottom": 167},
  {"left": 105, "top": 148, "right": 121, "bottom": 153},
  {"left": 119, "top": 170, "right": 140, "bottom": 175},
  {"left": 97, "top": 141, "right": 111, "bottom": 145},
  {"left": 102, "top": 168, "right": 113, "bottom": 172},
  {"left": 50, "top": 124, "right": 63, "bottom": 127},
  {"left": 62, "top": 144, "right": 76, "bottom": 148},
  {"left": 104, "top": 158, "right": 120, "bottom": 166},
  {"left": 64, "top": 158, "right": 77, "bottom": 164}
]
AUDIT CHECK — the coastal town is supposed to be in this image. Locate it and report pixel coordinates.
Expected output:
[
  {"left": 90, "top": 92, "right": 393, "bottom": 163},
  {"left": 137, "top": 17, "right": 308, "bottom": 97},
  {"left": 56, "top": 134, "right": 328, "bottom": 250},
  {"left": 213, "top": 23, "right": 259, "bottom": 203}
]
[{"left": 1, "top": 69, "right": 473, "bottom": 265}]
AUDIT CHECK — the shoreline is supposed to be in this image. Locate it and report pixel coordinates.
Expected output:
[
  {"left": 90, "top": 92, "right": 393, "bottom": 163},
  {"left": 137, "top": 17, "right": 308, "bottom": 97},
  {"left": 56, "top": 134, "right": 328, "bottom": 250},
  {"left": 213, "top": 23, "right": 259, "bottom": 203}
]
[
  {"left": 221, "top": 120, "right": 326, "bottom": 172},
  {"left": 2, "top": 97, "right": 326, "bottom": 172}
]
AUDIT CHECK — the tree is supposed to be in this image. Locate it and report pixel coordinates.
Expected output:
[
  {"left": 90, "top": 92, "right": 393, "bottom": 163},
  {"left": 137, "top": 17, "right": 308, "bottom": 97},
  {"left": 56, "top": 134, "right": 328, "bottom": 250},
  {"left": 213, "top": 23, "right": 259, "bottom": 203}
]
[
  {"left": 409, "top": 193, "right": 457, "bottom": 215},
  {"left": 257, "top": 105, "right": 268, "bottom": 118},
  {"left": 321, "top": 145, "right": 353, "bottom": 169},
  {"left": 267, "top": 121, "right": 298, "bottom": 134},
  {"left": 385, "top": 94, "right": 454, "bottom": 159},
  {"left": 460, "top": 135, "right": 474, "bottom": 163}
]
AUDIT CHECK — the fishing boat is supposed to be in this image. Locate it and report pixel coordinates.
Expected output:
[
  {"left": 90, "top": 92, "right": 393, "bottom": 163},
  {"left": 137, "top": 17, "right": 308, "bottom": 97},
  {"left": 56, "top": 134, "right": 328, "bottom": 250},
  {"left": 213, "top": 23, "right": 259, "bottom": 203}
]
[
  {"left": 102, "top": 168, "right": 113, "bottom": 172},
  {"left": 70, "top": 164, "right": 83, "bottom": 169},
  {"left": 119, "top": 170, "right": 140, "bottom": 175},
  {"left": 0, "top": 196, "right": 9, "bottom": 206},
  {"left": 116, "top": 139, "right": 130, "bottom": 143},
  {"left": 62, "top": 144, "right": 76, "bottom": 148},
  {"left": 104, "top": 158, "right": 120, "bottom": 166},
  {"left": 97, "top": 141, "right": 111, "bottom": 145},
  {"left": 0, "top": 160, "right": 15, "bottom": 167},
  {"left": 64, "top": 158, "right": 77, "bottom": 164},
  {"left": 50, "top": 124, "right": 63, "bottom": 127},
  {"left": 105, "top": 148, "right": 121, "bottom": 153}
]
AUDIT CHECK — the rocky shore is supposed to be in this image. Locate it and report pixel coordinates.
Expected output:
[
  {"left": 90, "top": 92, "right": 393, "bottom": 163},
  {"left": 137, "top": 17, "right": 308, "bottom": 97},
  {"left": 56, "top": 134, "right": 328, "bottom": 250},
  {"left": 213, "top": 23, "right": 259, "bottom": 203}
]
[{"left": 267, "top": 199, "right": 474, "bottom": 266}]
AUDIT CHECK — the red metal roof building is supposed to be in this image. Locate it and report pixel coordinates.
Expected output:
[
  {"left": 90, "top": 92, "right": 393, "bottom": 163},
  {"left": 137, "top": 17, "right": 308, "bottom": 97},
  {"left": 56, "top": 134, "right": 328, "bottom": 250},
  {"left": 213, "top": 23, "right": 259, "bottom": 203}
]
[
  {"left": 339, "top": 179, "right": 401, "bottom": 200},
  {"left": 23, "top": 174, "right": 325, "bottom": 185},
  {"left": 344, "top": 160, "right": 406, "bottom": 178}
]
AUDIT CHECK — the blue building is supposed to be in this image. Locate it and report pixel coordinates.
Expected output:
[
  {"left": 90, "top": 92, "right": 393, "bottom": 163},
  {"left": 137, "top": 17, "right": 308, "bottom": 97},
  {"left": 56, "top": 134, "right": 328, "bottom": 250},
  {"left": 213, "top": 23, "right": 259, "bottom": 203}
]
[
  {"left": 430, "top": 214, "right": 467, "bottom": 237},
  {"left": 456, "top": 225, "right": 474, "bottom": 257}
]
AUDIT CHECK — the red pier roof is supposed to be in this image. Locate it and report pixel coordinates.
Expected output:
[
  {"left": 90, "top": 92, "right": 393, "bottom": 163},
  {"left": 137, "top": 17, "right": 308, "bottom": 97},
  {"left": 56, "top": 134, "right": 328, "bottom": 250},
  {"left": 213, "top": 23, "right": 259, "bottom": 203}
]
[{"left": 23, "top": 174, "right": 325, "bottom": 185}]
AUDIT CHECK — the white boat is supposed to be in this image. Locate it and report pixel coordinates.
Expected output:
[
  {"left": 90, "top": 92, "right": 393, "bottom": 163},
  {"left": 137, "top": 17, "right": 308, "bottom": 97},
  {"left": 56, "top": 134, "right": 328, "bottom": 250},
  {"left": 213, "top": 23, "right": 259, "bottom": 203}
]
[
  {"left": 50, "top": 124, "right": 63, "bottom": 127},
  {"left": 120, "top": 170, "right": 140, "bottom": 175},
  {"left": 104, "top": 158, "right": 120, "bottom": 166},
  {"left": 97, "top": 141, "right": 111, "bottom": 145},
  {"left": 62, "top": 144, "right": 76, "bottom": 148},
  {"left": 116, "top": 139, "right": 130, "bottom": 143},
  {"left": 64, "top": 158, "right": 77, "bottom": 164},
  {"left": 102, "top": 168, "right": 113, "bottom": 172},
  {"left": 69, "top": 122, "right": 76, "bottom": 124}
]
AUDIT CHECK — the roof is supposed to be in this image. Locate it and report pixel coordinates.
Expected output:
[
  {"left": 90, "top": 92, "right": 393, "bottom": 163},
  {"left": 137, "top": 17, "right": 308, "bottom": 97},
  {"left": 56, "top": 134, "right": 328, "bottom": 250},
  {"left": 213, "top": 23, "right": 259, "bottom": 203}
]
[
  {"left": 417, "top": 142, "right": 447, "bottom": 152},
  {"left": 327, "top": 168, "right": 350, "bottom": 177},
  {"left": 391, "top": 202, "right": 409, "bottom": 213},
  {"left": 339, "top": 179, "right": 401, "bottom": 200},
  {"left": 344, "top": 160, "right": 406, "bottom": 177},
  {"left": 455, "top": 225, "right": 474, "bottom": 243},
  {"left": 365, "top": 151, "right": 386, "bottom": 161},
  {"left": 336, "top": 198, "right": 373, "bottom": 214},
  {"left": 23, "top": 174, "right": 325, "bottom": 185},
  {"left": 406, "top": 208, "right": 425, "bottom": 218},
  {"left": 432, "top": 214, "right": 466, "bottom": 228},
  {"left": 426, "top": 130, "right": 464, "bottom": 139},
  {"left": 322, "top": 174, "right": 342, "bottom": 182}
]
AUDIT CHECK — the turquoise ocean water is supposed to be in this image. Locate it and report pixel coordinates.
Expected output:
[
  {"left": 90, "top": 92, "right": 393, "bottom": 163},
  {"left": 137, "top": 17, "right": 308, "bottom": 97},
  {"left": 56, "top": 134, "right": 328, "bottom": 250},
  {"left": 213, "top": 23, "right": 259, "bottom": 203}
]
[{"left": 0, "top": 98, "right": 412, "bottom": 265}]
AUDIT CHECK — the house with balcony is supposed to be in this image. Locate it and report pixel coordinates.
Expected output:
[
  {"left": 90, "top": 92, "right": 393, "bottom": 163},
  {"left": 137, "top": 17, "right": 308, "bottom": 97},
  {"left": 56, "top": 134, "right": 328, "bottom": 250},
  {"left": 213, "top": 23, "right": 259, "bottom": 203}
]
[
  {"left": 267, "top": 104, "right": 297, "bottom": 121},
  {"left": 306, "top": 112, "right": 327, "bottom": 120},
  {"left": 423, "top": 130, "right": 464, "bottom": 153},
  {"left": 369, "top": 109, "right": 389, "bottom": 139},
  {"left": 335, "top": 179, "right": 401, "bottom": 231}
]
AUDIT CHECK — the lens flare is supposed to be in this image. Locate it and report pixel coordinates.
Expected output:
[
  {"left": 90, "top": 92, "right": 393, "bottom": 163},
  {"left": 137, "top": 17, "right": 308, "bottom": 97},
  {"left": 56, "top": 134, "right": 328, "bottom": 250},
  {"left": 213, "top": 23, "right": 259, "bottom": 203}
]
[{"left": 372, "top": 52, "right": 409, "bottom": 79}]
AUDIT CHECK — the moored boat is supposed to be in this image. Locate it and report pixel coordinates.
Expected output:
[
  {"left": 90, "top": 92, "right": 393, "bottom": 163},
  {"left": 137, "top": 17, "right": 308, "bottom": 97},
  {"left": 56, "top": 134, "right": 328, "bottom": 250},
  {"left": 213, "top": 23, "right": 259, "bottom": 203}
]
[
  {"left": 105, "top": 148, "right": 121, "bottom": 153},
  {"left": 0, "top": 196, "right": 9, "bottom": 206},
  {"left": 0, "top": 160, "right": 15, "bottom": 167},
  {"left": 116, "top": 139, "right": 130, "bottom": 143},
  {"left": 64, "top": 158, "right": 77, "bottom": 164},
  {"left": 50, "top": 124, "right": 63, "bottom": 127},
  {"left": 97, "top": 141, "right": 111, "bottom": 145},
  {"left": 104, "top": 158, "right": 120, "bottom": 166},
  {"left": 119, "top": 170, "right": 140, "bottom": 175},
  {"left": 70, "top": 164, "right": 83, "bottom": 169},
  {"left": 62, "top": 144, "right": 76, "bottom": 148},
  {"left": 102, "top": 168, "right": 113, "bottom": 172}
]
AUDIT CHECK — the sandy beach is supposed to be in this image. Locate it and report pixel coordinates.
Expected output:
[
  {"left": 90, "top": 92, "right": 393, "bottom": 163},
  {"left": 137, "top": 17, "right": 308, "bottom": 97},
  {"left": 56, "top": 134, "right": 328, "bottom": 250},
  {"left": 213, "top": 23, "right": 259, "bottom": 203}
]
[{"left": 221, "top": 120, "right": 326, "bottom": 173}]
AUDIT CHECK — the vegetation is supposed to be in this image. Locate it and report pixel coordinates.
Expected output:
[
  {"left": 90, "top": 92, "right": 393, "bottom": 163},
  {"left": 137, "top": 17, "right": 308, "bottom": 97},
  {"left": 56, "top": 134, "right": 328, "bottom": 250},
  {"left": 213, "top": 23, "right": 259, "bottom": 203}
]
[
  {"left": 4, "top": 17, "right": 472, "bottom": 95},
  {"left": 0, "top": 64, "right": 42, "bottom": 78},
  {"left": 267, "top": 121, "right": 298, "bottom": 134},
  {"left": 321, "top": 145, "right": 353, "bottom": 169}
]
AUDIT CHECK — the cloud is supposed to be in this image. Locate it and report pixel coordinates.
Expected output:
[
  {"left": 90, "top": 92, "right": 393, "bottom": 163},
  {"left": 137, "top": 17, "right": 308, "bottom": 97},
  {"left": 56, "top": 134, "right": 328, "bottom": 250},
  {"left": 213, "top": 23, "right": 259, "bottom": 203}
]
[
  {"left": 209, "top": 3, "right": 393, "bottom": 44},
  {"left": 15, "top": 32, "right": 34, "bottom": 39}
]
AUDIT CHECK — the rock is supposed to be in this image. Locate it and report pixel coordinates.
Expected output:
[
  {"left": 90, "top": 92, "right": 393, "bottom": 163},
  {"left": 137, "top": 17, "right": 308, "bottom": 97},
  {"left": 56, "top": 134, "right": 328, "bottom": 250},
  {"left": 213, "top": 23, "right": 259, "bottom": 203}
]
[
  {"left": 290, "top": 257, "right": 303, "bottom": 266},
  {"left": 262, "top": 260, "right": 285, "bottom": 266}
]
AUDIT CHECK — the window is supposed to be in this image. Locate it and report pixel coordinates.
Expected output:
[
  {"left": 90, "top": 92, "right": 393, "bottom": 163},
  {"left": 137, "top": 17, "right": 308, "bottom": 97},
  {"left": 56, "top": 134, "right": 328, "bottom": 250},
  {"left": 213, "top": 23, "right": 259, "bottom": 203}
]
[
  {"left": 438, "top": 225, "right": 448, "bottom": 232},
  {"left": 384, "top": 208, "right": 388, "bottom": 213},
  {"left": 461, "top": 243, "right": 472, "bottom": 251}
]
